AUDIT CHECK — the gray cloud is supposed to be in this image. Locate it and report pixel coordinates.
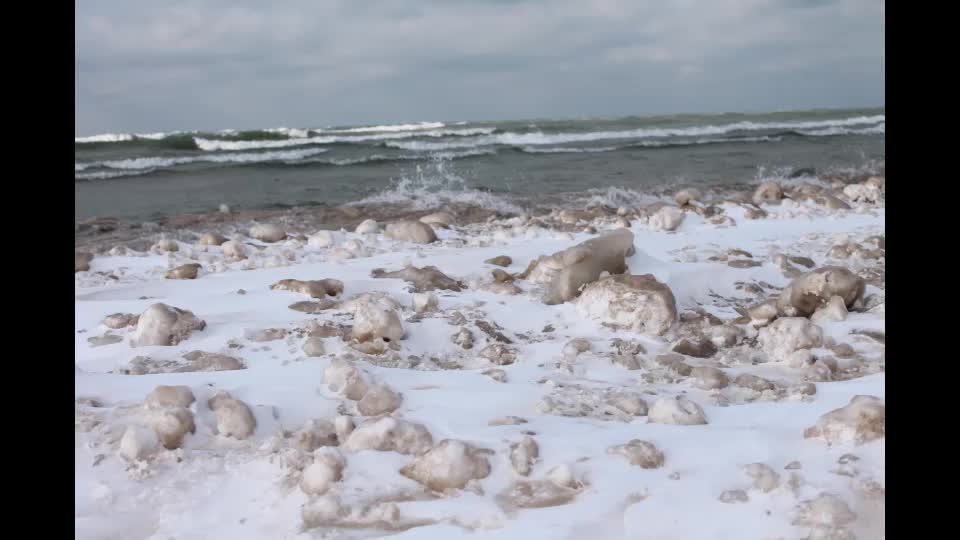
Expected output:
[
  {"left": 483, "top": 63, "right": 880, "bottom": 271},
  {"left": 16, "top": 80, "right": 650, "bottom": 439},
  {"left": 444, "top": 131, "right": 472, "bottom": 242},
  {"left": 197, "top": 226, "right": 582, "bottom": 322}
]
[{"left": 75, "top": 0, "right": 884, "bottom": 135}]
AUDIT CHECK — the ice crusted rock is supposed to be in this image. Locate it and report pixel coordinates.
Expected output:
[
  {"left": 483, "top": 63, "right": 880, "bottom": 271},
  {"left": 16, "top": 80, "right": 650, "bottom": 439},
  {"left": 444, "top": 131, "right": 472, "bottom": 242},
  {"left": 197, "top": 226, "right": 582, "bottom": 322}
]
[
  {"left": 75, "top": 251, "right": 94, "bottom": 272},
  {"left": 485, "top": 255, "right": 512, "bottom": 267},
  {"left": 198, "top": 231, "right": 227, "bottom": 246},
  {"left": 690, "top": 366, "right": 730, "bottom": 390},
  {"left": 118, "top": 425, "right": 159, "bottom": 461},
  {"left": 165, "top": 263, "right": 200, "bottom": 280},
  {"left": 300, "top": 448, "right": 345, "bottom": 495},
  {"left": 301, "top": 495, "right": 349, "bottom": 529},
  {"left": 302, "top": 337, "right": 326, "bottom": 357},
  {"left": 844, "top": 181, "right": 883, "bottom": 203},
  {"left": 150, "top": 407, "right": 196, "bottom": 449},
  {"left": 562, "top": 338, "right": 591, "bottom": 358},
  {"left": 249, "top": 223, "right": 286, "bottom": 243},
  {"left": 792, "top": 493, "right": 856, "bottom": 530},
  {"left": 357, "top": 384, "right": 402, "bottom": 416},
  {"left": 419, "top": 211, "right": 454, "bottom": 229},
  {"left": 181, "top": 351, "right": 245, "bottom": 371},
  {"left": 776, "top": 267, "right": 865, "bottom": 318},
  {"left": 811, "top": 295, "right": 849, "bottom": 323},
  {"left": 342, "top": 417, "right": 433, "bottom": 455},
  {"left": 734, "top": 373, "right": 776, "bottom": 392},
  {"left": 753, "top": 181, "right": 783, "bottom": 205},
  {"left": 334, "top": 416, "right": 354, "bottom": 443},
  {"left": 649, "top": 206, "right": 685, "bottom": 231},
  {"left": 510, "top": 436, "right": 539, "bottom": 476},
  {"left": 674, "top": 188, "right": 703, "bottom": 206},
  {"left": 208, "top": 392, "right": 257, "bottom": 440},
  {"left": 355, "top": 219, "right": 379, "bottom": 234},
  {"left": 757, "top": 317, "right": 823, "bottom": 362},
  {"left": 744, "top": 463, "right": 781, "bottom": 492},
  {"left": 411, "top": 292, "right": 438, "bottom": 313},
  {"left": 371, "top": 265, "right": 463, "bottom": 292},
  {"left": 153, "top": 239, "right": 179, "bottom": 252},
  {"left": 648, "top": 397, "right": 708, "bottom": 425},
  {"left": 221, "top": 240, "right": 247, "bottom": 260},
  {"left": 385, "top": 220, "right": 438, "bottom": 243},
  {"left": 144, "top": 385, "right": 195, "bottom": 409},
  {"left": 575, "top": 274, "right": 677, "bottom": 335},
  {"left": 804, "top": 395, "right": 885, "bottom": 446},
  {"left": 131, "top": 303, "right": 206, "bottom": 347},
  {"left": 608, "top": 440, "right": 665, "bottom": 469},
  {"left": 451, "top": 327, "right": 475, "bottom": 349},
  {"left": 480, "top": 343, "right": 517, "bottom": 365},
  {"left": 719, "top": 489, "right": 749, "bottom": 504},
  {"left": 323, "top": 358, "right": 371, "bottom": 400},
  {"left": 346, "top": 295, "right": 404, "bottom": 343},
  {"left": 607, "top": 392, "right": 648, "bottom": 416},
  {"left": 271, "top": 278, "right": 344, "bottom": 298},
  {"left": 400, "top": 439, "right": 491, "bottom": 491},
  {"left": 498, "top": 479, "right": 580, "bottom": 509},
  {"left": 521, "top": 228, "right": 635, "bottom": 305}
]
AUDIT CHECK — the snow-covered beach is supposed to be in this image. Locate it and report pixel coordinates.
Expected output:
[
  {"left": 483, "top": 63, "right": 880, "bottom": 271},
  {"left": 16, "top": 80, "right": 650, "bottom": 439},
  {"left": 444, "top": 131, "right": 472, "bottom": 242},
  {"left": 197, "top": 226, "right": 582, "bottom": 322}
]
[{"left": 75, "top": 177, "right": 885, "bottom": 540}]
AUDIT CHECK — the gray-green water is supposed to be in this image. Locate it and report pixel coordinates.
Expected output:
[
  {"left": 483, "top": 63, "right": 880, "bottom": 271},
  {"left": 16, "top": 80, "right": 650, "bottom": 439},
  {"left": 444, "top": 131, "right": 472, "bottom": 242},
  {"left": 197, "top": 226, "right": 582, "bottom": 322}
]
[{"left": 75, "top": 108, "right": 884, "bottom": 221}]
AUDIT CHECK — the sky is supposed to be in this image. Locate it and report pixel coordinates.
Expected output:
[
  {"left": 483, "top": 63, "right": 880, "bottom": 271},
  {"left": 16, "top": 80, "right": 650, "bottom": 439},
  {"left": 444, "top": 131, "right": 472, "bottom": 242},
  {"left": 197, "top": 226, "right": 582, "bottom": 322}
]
[{"left": 75, "top": 0, "right": 884, "bottom": 136}]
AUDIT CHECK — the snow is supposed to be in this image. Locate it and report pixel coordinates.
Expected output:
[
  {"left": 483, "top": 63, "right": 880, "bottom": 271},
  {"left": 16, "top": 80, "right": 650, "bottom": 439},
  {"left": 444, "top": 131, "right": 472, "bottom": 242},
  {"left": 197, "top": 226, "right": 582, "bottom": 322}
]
[{"left": 76, "top": 203, "right": 884, "bottom": 539}]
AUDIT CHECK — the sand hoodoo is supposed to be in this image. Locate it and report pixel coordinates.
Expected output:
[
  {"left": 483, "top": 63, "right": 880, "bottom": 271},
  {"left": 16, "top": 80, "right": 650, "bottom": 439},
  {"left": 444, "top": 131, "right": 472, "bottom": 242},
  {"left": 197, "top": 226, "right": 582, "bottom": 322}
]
[{"left": 520, "top": 228, "right": 636, "bottom": 304}]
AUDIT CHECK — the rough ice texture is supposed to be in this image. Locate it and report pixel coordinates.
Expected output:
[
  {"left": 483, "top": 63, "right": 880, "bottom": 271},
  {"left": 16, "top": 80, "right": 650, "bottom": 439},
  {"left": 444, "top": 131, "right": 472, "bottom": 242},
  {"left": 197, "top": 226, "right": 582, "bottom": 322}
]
[
  {"left": 758, "top": 317, "right": 823, "bottom": 362},
  {"left": 811, "top": 295, "right": 849, "bottom": 323},
  {"left": 804, "top": 395, "right": 885, "bottom": 446},
  {"left": 347, "top": 295, "right": 404, "bottom": 343},
  {"left": 301, "top": 337, "right": 326, "bottom": 357},
  {"left": 575, "top": 274, "right": 677, "bottom": 335},
  {"left": 220, "top": 240, "right": 246, "bottom": 259},
  {"left": 208, "top": 392, "right": 257, "bottom": 440},
  {"left": 411, "top": 292, "right": 438, "bottom": 313},
  {"left": 101, "top": 312, "right": 138, "bottom": 329},
  {"left": 521, "top": 228, "right": 635, "bottom": 304},
  {"left": 419, "top": 211, "right": 454, "bottom": 228},
  {"left": 674, "top": 188, "right": 703, "bottom": 206},
  {"left": 399, "top": 439, "right": 492, "bottom": 491},
  {"left": 647, "top": 397, "right": 708, "bottom": 425},
  {"left": 322, "top": 358, "right": 370, "bottom": 400},
  {"left": 130, "top": 303, "right": 206, "bottom": 347},
  {"left": 744, "top": 463, "right": 781, "bottom": 492},
  {"left": 148, "top": 407, "right": 196, "bottom": 449},
  {"left": 691, "top": 366, "right": 730, "bottom": 390},
  {"left": 357, "top": 384, "right": 403, "bottom": 416},
  {"left": 649, "top": 206, "right": 685, "bottom": 231},
  {"left": 307, "top": 230, "right": 337, "bottom": 248},
  {"left": 300, "top": 448, "right": 345, "bottom": 495},
  {"left": 144, "top": 385, "right": 195, "bottom": 409},
  {"left": 249, "top": 223, "right": 286, "bottom": 243},
  {"left": 753, "top": 181, "right": 783, "bottom": 204},
  {"left": 165, "top": 263, "right": 200, "bottom": 280},
  {"left": 270, "top": 278, "right": 344, "bottom": 298},
  {"left": 354, "top": 219, "right": 379, "bottom": 234},
  {"left": 292, "top": 419, "right": 338, "bottom": 451},
  {"left": 608, "top": 440, "right": 665, "bottom": 468},
  {"left": 776, "top": 266, "right": 865, "bottom": 318},
  {"left": 342, "top": 416, "right": 433, "bottom": 455},
  {"left": 197, "top": 231, "right": 227, "bottom": 246},
  {"left": 385, "top": 220, "right": 438, "bottom": 243},
  {"left": 510, "top": 436, "right": 539, "bottom": 476}
]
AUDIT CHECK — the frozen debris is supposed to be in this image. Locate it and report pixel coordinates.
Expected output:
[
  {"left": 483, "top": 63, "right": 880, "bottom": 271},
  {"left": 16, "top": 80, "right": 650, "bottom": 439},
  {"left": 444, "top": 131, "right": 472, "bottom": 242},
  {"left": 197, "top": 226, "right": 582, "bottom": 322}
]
[
  {"left": 249, "top": 223, "right": 286, "bottom": 243},
  {"left": 672, "top": 337, "right": 718, "bottom": 358},
  {"left": 654, "top": 354, "right": 693, "bottom": 376},
  {"left": 355, "top": 219, "right": 379, "bottom": 234},
  {"left": 575, "top": 274, "right": 677, "bottom": 335},
  {"left": 649, "top": 206, "right": 685, "bottom": 231},
  {"left": 342, "top": 417, "right": 433, "bottom": 455},
  {"left": 347, "top": 295, "right": 404, "bottom": 343},
  {"left": 385, "top": 220, "right": 437, "bottom": 243},
  {"left": 647, "top": 397, "right": 708, "bottom": 425},
  {"left": 323, "top": 358, "right": 371, "bottom": 400},
  {"left": 510, "top": 436, "right": 539, "bottom": 476},
  {"left": 130, "top": 303, "right": 206, "bottom": 347},
  {"left": 691, "top": 366, "right": 730, "bottom": 390},
  {"left": 734, "top": 373, "right": 777, "bottom": 392},
  {"left": 753, "top": 181, "right": 783, "bottom": 205},
  {"left": 419, "top": 211, "right": 454, "bottom": 229},
  {"left": 792, "top": 493, "right": 856, "bottom": 530},
  {"left": 744, "top": 463, "right": 781, "bottom": 492},
  {"left": 804, "top": 395, "right": 885, "bottom": 446},
  {"left": 483, "top": 369, "right": 508, "bottom": 383},
  {"left": 776, "top": 267, "right": 865, "bottom": 318},
  {"left": 399, "top": 439, "right": 492, "bottom": 491},
  {"left": 245, "top": 328, "right": 288, "bottom": 342},
  {"left": 757, "top": 317, "right": 823, "bottom": 362},
  {"left": 606, "top": 392, "right": 648, "bottom": 416},
  {"left": 744, "top": 300, "right": 779, "bottom": 326},
  {"left": 208, "top": 391, "right": 257, "bottom": 440},
  {"left": 608, "top": 440, "right": 665, "bottom": 469},
  {"left": 843, "top": 180, "right": 883, "bottom": 203},
  {"left": 498, "top": 479, "right": 580, "bottom": 509},
  {"left": 221, "top": 240, "right": 247, "bottom": 260},
  {"left": 485, "top": 255, "right": 512, "bottom": 267},
  {"left": 197, "top": 231, "right": 227, "bottom": 246},
  {"left": 411, "top": 292, "right": 438, "bottom": 313},
  {"left": 88, "top": 334, "right": 123, "bottom": 347},
  {"left": 489, "top": 416, "right": 527, "bottom": 426},
  {"left": 301, "top": 495, "right": 349, "bottom": 529},
  {"left": 480, "top": 343, "right": 518, "bottom": 365},
  {"left": 357, "top": 384, "right": 403, "bottom": 416},
  {"left": 181, "top": 351, "right": 245, "bottom": 371},
  {"left": 674, "top": 188, "right": 703, "bottom": 206},
  {"left": 144, "top": 385, "right": 195, "bottom": 409},
  {"left": 719, "top": 489, "right": 750, "bottom": 504},
  {"left": 300, "top": 448, "right": 345, "bottom": 495},
  {"left": 292, "top": 419, "right": 339, "bottom": 451},
  {"left": 101, "top": 313, "right": 138, "bottom": 329},
  {"left": 165, "top": 263, "right": 201, "bottom": 280},
  {"left": 271, "top": 278, "right": 343, "bottom": 299},
  {"left": 334, "top": 415, "right": 355, "bottom": 443},
  {"left": 520, "top": 229, "right": 635, "bottom": 304},
  {"left": 302, "top": 337, "right": 326, "bottom": 357},
  {"left": 75, "top": 251, "right": 94, "bottom": 272},
  {"left": 371, "top": 265, "right": 463, "bottom": 292},
  {"left": 288, "top": 299, "right": 338, "bottom": 313},
  {"left": 118, "top": 425, "right": 159, "bottom": 461}
]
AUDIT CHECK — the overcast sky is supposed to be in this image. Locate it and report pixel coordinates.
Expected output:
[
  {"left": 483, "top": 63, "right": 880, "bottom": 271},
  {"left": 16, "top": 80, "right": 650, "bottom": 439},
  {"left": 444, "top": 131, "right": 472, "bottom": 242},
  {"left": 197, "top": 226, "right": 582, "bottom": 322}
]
[{"left": 75, "top": 0, "right": 884, "bottom": 135}]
